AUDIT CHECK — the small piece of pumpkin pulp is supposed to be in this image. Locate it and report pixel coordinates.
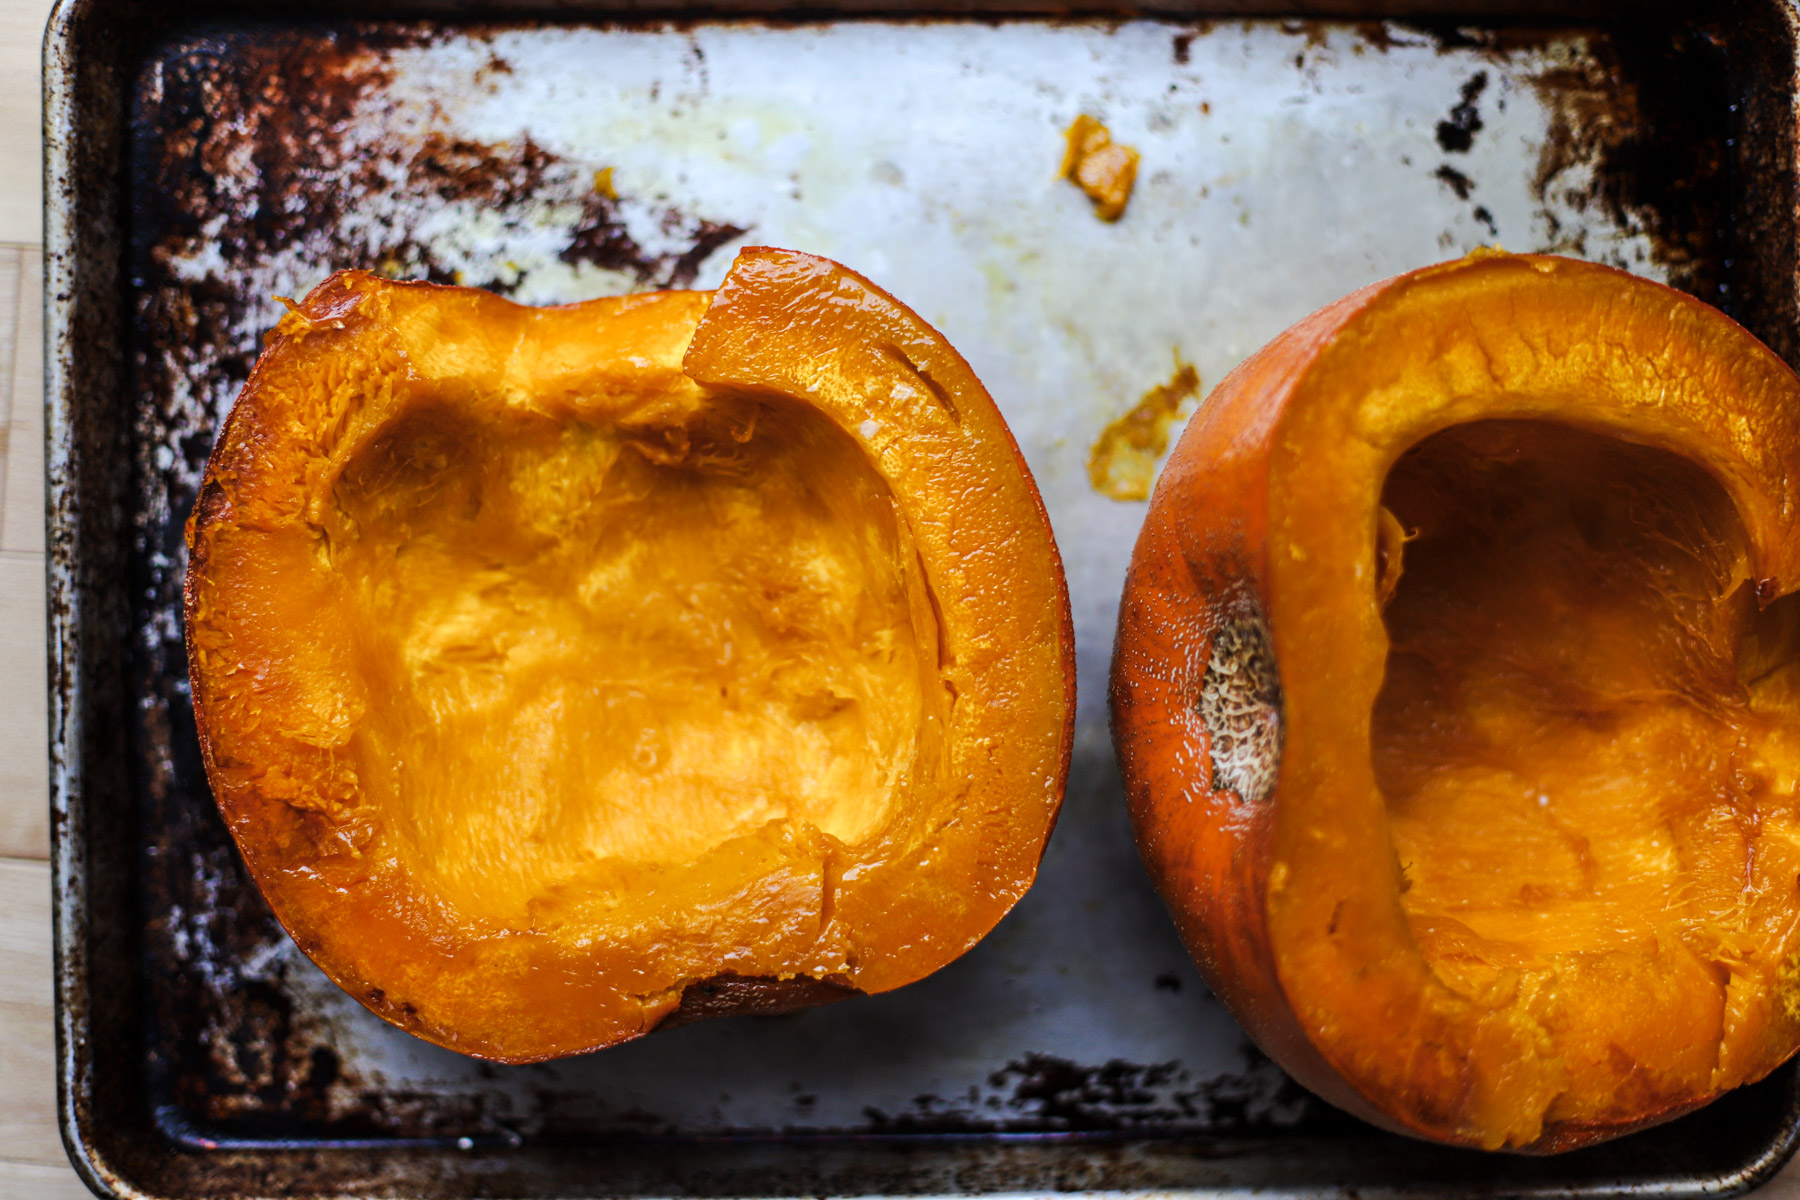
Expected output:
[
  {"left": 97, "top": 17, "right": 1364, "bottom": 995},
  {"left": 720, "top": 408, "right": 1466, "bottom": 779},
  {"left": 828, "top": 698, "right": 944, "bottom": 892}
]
[
  {"left": 1375, "top": 420, "right": 1800, "bottom": 1134},
  {"left": 185, "top": 251, "right": 1074, "bottom": 1061}
]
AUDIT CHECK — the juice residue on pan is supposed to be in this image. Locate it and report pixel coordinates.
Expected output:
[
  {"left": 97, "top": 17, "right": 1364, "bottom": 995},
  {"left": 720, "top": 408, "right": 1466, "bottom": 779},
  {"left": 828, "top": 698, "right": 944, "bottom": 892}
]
[{"left": 1088, "top": 356, "right": 1200, "bottom": 502}]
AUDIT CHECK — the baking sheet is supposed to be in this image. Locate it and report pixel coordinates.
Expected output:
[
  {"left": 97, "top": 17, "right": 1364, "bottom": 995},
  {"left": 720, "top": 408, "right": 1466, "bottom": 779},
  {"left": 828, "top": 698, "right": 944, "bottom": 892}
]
[{"left": 96, "top": 6, "right": 1785, "bottom": 1188}]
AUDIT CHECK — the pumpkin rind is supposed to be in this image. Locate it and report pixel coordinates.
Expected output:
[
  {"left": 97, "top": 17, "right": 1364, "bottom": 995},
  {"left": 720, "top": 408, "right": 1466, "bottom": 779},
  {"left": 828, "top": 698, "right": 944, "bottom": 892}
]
[
  {"left": 1112, "top": 251, "right": 1800, "bottom": 1151},
  {"left": 185, "top": 248, "right": 1074, "bottom": 1063}
]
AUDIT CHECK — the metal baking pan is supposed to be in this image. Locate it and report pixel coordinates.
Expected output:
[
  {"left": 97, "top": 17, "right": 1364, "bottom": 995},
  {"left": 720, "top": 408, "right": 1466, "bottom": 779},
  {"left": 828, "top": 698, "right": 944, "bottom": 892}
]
[{"left": 43, "top": 0, "right": 1800, "bottom": 1195}]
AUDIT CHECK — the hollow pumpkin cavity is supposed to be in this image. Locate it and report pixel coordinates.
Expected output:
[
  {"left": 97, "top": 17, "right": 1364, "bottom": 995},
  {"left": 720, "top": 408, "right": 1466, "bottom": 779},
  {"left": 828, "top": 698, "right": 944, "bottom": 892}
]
[
  {"left": 328, "top": 391, "right": 934, "bottom": 926},
  {"left": 1373, "top": 419, "right": 1800, "bottom": 1121},
  {"left": 1114, "top": 251, "right": 1800, "bottom": 1151}
]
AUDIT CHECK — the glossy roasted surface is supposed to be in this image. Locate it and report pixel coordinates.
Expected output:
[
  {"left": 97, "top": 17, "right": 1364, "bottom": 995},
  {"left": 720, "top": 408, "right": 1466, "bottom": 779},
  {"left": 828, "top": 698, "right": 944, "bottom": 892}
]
[
  {"left": 183, "top": 259, "right": 1069, "bottom": 1062},
  {"left": 1115, "top": 251, "right": 1800, "bottom": 1156}
]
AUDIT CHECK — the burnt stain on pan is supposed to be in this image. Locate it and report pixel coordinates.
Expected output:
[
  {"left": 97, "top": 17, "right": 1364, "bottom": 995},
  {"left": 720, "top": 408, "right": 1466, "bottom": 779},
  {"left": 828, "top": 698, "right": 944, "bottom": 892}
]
[
  {"left": 1528, "top": 26, "right": 1733, "bottom": 310},
  {"left": 1431, "top": 158, "right": 1497, "bottom": 236},
  {"left": 130, "top": 25, "right": 421, "bottom": 1143},
  {"left": 410, "top": 131, "right": 561, "bottom": 207},
  {"left": 127, "top": 21, "right": 752, "bottom": 1145},
  {"left": 118, "top": 17, "right": 1740, "bottom": 1151},
  {"left": 1433, "top": 163, "right": 1474, "bottom": 200},
  {"left": 1435, "top": 70, "right": 1488, "bottom": 152},
  {"left": 849, "top": 1047, "right": 1324, "bottom": 1134},
  {"left": 1367, "top": 21, "right": 1730, "bottom": 309},
  {"left": 137, "top": 639, "right": 513, "bottom": 1140},
  {"left": 561, "top": 200, "right": 750, "bottom": 289},
  {"left": 1168, "top": 20, "right": 1217, "bottom": 65},
  {"left": 130, "top": 25, "right": 749, "bottom": 295}
]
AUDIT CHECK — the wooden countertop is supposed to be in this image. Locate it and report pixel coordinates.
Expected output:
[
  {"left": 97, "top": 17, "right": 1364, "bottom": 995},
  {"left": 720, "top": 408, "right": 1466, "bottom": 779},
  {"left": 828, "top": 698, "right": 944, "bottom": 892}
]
[
  {"left": 4, "top": 3, "right": 1800, "bottom": 1196},
  {"left": 3, "top": 0, "right": 86, "bottom": 1190}
]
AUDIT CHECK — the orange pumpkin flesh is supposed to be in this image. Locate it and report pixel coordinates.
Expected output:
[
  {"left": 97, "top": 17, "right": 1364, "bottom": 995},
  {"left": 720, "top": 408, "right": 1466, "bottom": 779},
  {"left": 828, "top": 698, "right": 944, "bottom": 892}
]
[
  {"left": 1111, "top": 251, "right": 1800, "bottom": 1152},
  {"left": 185, "top": 248, "right": 1074, "bottom": 1062}
]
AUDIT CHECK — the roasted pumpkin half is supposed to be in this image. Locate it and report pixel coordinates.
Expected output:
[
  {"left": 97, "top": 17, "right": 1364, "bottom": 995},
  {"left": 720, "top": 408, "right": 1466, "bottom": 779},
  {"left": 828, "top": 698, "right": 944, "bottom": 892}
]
[
  {"left": 1111, "top": 250, "right": 1800, "bottom": 1152},
  {"left": 185, "top": 247, "right": 1074, "bottom": 1062}
]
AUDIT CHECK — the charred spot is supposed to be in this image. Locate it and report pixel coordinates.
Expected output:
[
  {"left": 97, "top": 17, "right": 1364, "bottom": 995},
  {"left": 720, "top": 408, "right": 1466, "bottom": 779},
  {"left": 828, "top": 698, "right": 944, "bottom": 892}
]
[
  {"left": 1154, "top": 972, "right": 1183, "bottom": 992},
  {"left": 209, "top": 350, "right": 256, "bottom": 389},
  {"left": 666, "top": 220, "right": 751, "bottom": 288},
  {"left": 656, "top": 972, "right": 860, "bottom": 1030},
  {"left": 1396, "top": 21, "right": 1493, "bottom": 52},
  {"left": 1434, "top": 163, "right": 1474, "bottom": 201},
  {"left": 1529, "top": 27, "right": 1732, "bottom": 307},
  {"left": 130, "top": 27, "right": 422, "bottom": 277},
  {"left": 179, "top": 431, "right": 216, "bottom": 467},
  {"left": 987, "top": 1056, "right": 1166, "bottom": 1131},
  {"left": 410, "top": 132, "right": 559, "bottom": 206},
  {"left": 560, "top": 191, "right": 748, "bottom": 289},
  {"left": 127, "top": 57, "right": 765, "bottom": 1144},
  {"left": 139, "top": 828, "right": 442, "bottom": 1140},
  {"left": 193, "top": 478, "right": 229, "bottom": 526},
  {"left": 1436, "top": 71, "right": 1488, "bottom": 154},
  {"left": 308, "top": 1045, "right": 340, "bottom": 1091},
  {"left": 757, "top": 1045, "right": 1326, "bottom": 1135},
  {"left": 558, "top": 198, "right": 646, "bottom": 277},
  {"left": 1354, "top": 21, "right": 1403, "bottom": 52}
]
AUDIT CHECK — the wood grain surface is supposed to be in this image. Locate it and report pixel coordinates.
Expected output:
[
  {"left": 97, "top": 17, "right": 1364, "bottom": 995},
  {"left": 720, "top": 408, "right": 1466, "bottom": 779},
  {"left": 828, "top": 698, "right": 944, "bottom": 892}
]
[
  {"left": 5, "top": 2, "right": 1800, "bottom": 1198},
  {"left": 7, "top": 2, "right": 88, "bottom": 1193}
]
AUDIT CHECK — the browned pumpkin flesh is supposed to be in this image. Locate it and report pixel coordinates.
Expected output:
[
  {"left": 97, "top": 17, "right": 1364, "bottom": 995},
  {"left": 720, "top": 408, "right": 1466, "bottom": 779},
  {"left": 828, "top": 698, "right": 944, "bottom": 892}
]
[
  {"left": 185, "top": 248, "right": 1074, "bottom": 1062},
  {"left": 1111, "top": 251, "right": 1800, "bottom": 1151}
]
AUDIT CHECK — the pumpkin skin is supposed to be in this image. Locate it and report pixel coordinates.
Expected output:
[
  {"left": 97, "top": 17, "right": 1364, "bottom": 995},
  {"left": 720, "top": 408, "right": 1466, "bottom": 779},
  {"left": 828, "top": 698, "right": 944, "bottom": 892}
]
[
  {"left": 1110, "top": 250, "right": 1800, "bottom": 1152},
  {"left": 184, "top": 247, "right": 1074, "bottom": 1063}
]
